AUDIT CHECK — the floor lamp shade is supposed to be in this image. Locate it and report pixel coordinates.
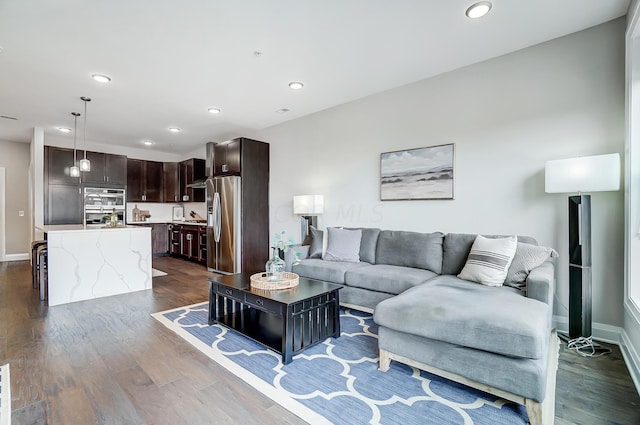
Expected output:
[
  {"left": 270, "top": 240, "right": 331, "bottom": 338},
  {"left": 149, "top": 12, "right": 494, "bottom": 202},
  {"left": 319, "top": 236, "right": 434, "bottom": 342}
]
[
  {"left": 544, "top": 153, "right": 620, "bottom": 339},
  {"left": 545, "top": 153, "right": 620, "bottom": 194},
  {"left": 293, "top": 195, "right": 324, "bottom": 243}
]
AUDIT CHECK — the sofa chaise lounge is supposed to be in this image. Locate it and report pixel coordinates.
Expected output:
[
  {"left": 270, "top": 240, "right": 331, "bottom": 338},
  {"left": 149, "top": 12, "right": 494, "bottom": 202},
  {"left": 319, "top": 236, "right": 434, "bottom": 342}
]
[{"left": 286, "top": 227, "right": 559, "bottom": 425}]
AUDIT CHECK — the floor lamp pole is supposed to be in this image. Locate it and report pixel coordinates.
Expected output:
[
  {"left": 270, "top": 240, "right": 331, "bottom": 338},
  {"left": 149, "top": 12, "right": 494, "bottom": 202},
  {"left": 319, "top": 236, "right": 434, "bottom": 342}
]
[{"left": 568, "top": 194, "right": 592, "bottom": 339}]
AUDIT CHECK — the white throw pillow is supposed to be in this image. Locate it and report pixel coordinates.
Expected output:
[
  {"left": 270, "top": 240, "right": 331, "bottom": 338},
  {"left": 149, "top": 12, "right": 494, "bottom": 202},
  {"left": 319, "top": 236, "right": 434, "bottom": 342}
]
[{"left": 458, "top": 235, "right": 518, "bottom": 286}]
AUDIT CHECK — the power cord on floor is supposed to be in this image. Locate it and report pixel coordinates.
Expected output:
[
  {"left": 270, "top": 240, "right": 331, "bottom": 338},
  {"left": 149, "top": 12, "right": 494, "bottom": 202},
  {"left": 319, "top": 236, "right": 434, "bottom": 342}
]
[{"left": 565, "top": 335, "right": 612, "bottom": 358}]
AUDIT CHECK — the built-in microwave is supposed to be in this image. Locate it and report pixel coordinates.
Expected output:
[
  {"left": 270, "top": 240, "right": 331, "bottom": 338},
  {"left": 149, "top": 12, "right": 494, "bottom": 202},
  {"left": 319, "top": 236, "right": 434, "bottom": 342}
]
[{"left": 83, "top": 187, "right": 126, "bottom": 224}]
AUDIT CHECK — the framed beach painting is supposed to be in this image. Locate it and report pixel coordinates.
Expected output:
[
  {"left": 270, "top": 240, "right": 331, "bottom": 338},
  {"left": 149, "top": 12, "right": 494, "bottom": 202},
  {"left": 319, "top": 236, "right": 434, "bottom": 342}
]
[{"left": 380, "top": 143, "right": 454, "bottom": 200}]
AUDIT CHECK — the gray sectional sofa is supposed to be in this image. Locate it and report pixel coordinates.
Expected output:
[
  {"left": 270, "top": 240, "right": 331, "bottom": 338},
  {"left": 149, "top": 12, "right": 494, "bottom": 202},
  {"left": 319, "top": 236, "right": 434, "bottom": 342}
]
[{"left": 286, "top": 228, "right": 559, "bottom": 425}]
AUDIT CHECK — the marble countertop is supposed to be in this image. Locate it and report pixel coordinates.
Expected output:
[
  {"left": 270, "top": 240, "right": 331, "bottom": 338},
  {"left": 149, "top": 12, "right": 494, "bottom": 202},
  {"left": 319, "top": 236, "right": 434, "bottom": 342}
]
[
  {"left": 36, "top": 224, "right": 147, "bottom": 233},
  {"left": 128, "top": 220, "right": 207, "bottom": 227}
]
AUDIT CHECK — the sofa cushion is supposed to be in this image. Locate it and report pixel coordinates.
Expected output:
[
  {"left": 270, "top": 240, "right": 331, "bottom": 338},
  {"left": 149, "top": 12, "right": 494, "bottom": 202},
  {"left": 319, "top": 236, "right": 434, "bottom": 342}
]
[
  {"left": 375, "top": 230, "right": 444, "bottom": 273},
  {"left": 373, "top": 275, "right": 551, "bottom": 359},
  {"left": 505, "top": 242, "right": 558, "bottom": 289},
  {"left": 292, "top": 258, "right": 369, "bottom": 284},
  {"left": 345, "top": 228, "right": 381, "bottom": 264},
  {"left": 345, "top": 264, "right": 437, "bottom": 295},
  {"left": 442, "top": 233, "right": 538, "bottom": 276},
  {"left": 458, "top": 235, "right": 517, "bottom": 286},
  {"left": 323, "top": 227, "right": 362, "bottom": 262}
]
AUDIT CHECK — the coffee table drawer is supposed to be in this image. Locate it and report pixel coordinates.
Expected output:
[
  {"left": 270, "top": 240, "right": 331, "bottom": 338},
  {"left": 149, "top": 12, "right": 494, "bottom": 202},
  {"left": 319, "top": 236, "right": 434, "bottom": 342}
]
[
  {"left": 214, "top": 284, "right": 242, "bottom": 303},
  {"left": 244, "top": 293, "right": 282, "bottom": 315}
]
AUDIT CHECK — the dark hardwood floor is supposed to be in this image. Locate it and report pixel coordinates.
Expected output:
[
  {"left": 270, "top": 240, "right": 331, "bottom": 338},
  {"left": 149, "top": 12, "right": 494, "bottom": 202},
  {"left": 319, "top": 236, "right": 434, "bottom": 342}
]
[{"left": 1, "top": 257, "right": 639, "bottom": 425}]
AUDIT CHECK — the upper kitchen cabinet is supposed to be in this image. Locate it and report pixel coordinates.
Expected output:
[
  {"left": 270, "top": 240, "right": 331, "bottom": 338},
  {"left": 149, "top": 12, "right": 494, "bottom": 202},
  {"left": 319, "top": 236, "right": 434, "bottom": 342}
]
[
  {"left": 127, "top": 159, "right": 163, "bottom": 202},
  {"left": 163, "top": 162, "right": 180, "bottom": 203},
  {"left": 81, "top": 151, "right": 127, "bottom": 186},
  {"left": 214, "top": 139, "right": 241, "bottom": 176},
  {"left": 44, "top": 146, "right": 82, "bottom": 224},
  {"left": 46, "top": 146, "right": 80, "bottom": 185},
  {"left": 179, "top": 158, "right": 205, "bottom": 202}
]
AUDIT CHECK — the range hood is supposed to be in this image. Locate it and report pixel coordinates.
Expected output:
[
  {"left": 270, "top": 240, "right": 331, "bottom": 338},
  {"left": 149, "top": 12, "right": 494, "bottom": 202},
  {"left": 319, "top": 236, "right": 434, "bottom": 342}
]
[{"left": 186, "top": 142, "right": 216, "bottom": 188}]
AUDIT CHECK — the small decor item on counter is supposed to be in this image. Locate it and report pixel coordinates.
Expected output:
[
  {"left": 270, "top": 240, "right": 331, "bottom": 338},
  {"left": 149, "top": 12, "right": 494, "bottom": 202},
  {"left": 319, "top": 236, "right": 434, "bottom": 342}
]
[
  {"left": 265, "top": 247, "right": 286, "bottom": 281},
  {"left": 132, "top": 204, "right": 140, "bottom": 222},
  {"left": 250, "top": 271, "right": 299, "bottom": 290},
  {"left": 172, "top": 206, "right": 184, "bottom": 221},
  {"left": 139, "top": 210, "right": 151, "bottom": 221}
]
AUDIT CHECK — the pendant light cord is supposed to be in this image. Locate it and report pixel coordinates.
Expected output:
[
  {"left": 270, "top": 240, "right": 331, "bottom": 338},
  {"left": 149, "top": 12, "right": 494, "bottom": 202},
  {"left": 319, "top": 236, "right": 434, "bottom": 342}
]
[
  {"left": 82, "top": 97, "right": 90, "bottom": 160},
  {"left": 72, "top": 112, "right": 80, "bottom": 164}
]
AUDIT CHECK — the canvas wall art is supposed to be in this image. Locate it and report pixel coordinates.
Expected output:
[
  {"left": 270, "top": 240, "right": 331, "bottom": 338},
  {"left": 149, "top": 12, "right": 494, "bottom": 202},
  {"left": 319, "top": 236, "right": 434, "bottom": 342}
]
[{"left": 380, "top": 143, "right": 454, "bottom": 200}]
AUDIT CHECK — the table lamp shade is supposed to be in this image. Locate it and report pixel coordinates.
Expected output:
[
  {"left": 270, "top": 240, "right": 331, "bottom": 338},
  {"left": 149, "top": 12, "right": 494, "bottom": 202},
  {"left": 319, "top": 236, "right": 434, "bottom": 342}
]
[
  {"left": 293, "top": 195, "right": 324, "bottom": 215},
  {"left": 545, "top": 153, "right": 620, "bottom": 194}
]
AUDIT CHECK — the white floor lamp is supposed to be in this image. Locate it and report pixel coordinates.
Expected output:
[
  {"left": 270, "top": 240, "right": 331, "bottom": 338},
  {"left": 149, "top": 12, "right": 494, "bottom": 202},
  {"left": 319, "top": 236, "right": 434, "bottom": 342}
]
[{"left": 545, "top": 153, "right": 620, "bottom": 356}]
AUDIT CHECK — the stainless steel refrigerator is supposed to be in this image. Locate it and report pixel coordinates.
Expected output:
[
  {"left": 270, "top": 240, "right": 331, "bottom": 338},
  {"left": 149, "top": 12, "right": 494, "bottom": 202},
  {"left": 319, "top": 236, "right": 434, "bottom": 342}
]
[{"left": 206, "top": 176, "right": 242, "bottom": 274}]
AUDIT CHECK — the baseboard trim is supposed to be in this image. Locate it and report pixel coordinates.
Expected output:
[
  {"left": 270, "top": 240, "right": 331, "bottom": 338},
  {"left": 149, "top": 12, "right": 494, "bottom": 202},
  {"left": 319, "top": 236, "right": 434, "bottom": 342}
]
[
  {"left": 2, "top": 253, "right": 29, "bottom": 262},
  {"left": 552, "top": 315, "right": 622, "bottom": 345},
  {"left": 620, "top": 329, "right": 640, "bottom": 396}
]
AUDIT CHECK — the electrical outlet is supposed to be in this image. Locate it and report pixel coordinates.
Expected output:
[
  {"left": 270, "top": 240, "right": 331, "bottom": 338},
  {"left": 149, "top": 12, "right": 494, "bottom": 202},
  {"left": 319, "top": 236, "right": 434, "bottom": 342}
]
[{"left": 18, "top": 210, "right": 24, "bottom": 217}]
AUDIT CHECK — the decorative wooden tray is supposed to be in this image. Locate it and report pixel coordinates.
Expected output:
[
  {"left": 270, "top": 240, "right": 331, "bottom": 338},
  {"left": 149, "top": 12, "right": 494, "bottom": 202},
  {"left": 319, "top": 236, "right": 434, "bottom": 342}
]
[{"left": 250, "top": 272, "right": 299, "bottom": 290}]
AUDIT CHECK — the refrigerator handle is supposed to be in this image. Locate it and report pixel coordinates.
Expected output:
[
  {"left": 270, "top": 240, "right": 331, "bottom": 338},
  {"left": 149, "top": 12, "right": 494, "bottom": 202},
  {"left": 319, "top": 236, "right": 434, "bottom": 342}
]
[{"left": 213, "top": 192, "right": 221, "bottom": 243}]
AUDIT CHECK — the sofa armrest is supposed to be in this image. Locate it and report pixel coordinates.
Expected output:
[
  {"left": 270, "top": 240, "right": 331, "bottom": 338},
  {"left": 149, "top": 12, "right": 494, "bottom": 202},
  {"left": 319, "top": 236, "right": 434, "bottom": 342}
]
[
  {"left": 526, "top": 259, "right": 555, "bottom": 305},
  {"left": 284, "top": 245, "right": 310, "bottom": 272}
]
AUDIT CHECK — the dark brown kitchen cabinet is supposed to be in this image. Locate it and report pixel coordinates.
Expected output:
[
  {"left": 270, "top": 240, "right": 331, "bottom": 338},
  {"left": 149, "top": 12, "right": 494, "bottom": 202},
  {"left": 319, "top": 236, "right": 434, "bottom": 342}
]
[
  {"left": 45, "top": 146, "right": 79, "bottom": 185},
  {"left": 152, "top": 223, "right": 168, "bottom": 255},
  {"left": 47, "top": 185, "right": 82, "bottom": 225},
  {"left": 44, "top": 146, "right": 82, "bottom": 224},
  {"left": 169, "top": 224, "right": 181, "bottom": 255},
  {"left": 127, "top": 159, "right": 163, "bottom": 202},
  {"left": 168, "top": 224, "right": 206, "bottom": 264},
  {"left": 81, "top": 151, "right": 127, "bottom": 186},
  {"left": 179, "top": 158, "right": 205, "bottom": 202},
  {"left": 214, "top": 139, "right": 241, "bottom": 175},
  {"left": 181, "top": 227, "right": 199, "bottom": 260},
  {"left": 198, "top": 227, "right": 207, "bottom": 263},
  {"left": 163, "top": 162, "right": 180, "bottom": 203}
]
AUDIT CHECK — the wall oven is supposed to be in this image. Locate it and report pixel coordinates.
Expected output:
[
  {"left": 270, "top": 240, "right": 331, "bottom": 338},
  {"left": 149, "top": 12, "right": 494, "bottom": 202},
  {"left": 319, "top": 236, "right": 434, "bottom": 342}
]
[{"left": 83, "top": 187, "right": 126, "bottom": 224}]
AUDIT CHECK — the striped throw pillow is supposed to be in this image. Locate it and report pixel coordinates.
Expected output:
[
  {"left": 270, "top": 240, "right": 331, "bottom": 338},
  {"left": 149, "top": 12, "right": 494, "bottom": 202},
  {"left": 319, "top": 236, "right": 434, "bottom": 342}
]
[{"left": 458, "top": 235, "right": 518, "bottom": 286}]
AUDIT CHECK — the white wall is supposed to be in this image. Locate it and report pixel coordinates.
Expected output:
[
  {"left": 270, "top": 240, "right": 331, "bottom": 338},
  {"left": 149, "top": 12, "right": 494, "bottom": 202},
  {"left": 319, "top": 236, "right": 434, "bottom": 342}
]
[
  {"left": 624, "top": 0, "right": 640, "bottom": 393},
  {"left": 0, "top": 139, "right": 31, "bottom": 258},
  {"left": 253, "top": 19, "right": 626, "bottom": 329}
]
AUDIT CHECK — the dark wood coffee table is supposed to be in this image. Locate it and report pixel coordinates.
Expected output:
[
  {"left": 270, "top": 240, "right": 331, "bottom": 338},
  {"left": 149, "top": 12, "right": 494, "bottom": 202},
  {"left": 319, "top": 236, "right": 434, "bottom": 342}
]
[{"left": 208, "top": 273, "right": 342, "bottom": 364}]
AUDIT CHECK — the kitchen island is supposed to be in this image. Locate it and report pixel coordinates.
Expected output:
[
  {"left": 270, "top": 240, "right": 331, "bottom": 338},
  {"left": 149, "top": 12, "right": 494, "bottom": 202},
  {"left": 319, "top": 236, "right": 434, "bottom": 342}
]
[{"left": 36, "top": 224, "right": 152, "bottom": 306}]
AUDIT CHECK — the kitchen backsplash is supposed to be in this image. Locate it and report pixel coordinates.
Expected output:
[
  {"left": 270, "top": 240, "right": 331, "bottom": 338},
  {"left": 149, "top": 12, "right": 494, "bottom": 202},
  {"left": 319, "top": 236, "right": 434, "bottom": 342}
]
[{"left": 126, "top": 202, "right": 206, "bottom": 223}]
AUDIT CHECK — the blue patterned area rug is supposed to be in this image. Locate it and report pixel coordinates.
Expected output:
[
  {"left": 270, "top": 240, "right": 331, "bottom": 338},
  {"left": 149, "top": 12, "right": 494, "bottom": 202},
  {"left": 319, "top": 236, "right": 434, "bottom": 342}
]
[
  {"left": 152, "top": 303, "right": 528, "bottom": 425},
  {"left": 0, "top": 363, "right": 10, "bottom": 425}
]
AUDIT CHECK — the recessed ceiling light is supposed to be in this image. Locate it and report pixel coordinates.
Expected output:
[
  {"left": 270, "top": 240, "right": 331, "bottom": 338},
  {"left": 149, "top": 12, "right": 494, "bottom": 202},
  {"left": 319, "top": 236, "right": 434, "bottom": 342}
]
[
  {"left": 466, "top": 1, "right": 492, "bottom": 19},
  {"left": 57, "top": 127, "right": 72, "bottom": 133},
  {"left": 288, "top": 82, "right": 304, "bottom": 90},
  {"left": 208, "top": 108, "right": 221, "bottom": 114},
  {"left": 168, "top": 127, "right": 181, "bottom": 133},
  {"left": 276, "top": 108, "right": 290, "bottom": 114},
  {"left": 91, "top": 73, "right": 112, "bottom": 83},
  {"left": 143, "top": 140, "right": 154, "bottom": 146}
]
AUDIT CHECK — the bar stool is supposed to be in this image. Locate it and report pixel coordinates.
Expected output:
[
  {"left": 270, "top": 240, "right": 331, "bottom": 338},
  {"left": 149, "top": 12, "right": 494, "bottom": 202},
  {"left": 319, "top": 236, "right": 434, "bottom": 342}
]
[
  {"left": 31, "top": 240, "right": 47, "bottom": 289},
  {"left": 38, "top": 247, "right": 48, "bottom": 301}
]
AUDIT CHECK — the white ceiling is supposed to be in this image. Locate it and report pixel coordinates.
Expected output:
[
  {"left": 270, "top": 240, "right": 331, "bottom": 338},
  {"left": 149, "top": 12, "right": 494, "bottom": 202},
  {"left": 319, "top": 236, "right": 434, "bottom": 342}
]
[{"left": 0, "top": 0, "right": 630, "bottom": 154}]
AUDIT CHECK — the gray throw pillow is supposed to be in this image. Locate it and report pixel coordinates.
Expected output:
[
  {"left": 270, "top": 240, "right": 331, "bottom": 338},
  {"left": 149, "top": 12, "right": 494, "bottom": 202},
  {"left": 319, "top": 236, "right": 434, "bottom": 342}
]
[
  {"left": 308, "top": 226, "right": 324, "bottom": 258},
  {"left": 505, "top": 242, "right": 558, "bottom": 288},
  {"left": 323, "top": 227, "right": 362, "bottom": 263}
]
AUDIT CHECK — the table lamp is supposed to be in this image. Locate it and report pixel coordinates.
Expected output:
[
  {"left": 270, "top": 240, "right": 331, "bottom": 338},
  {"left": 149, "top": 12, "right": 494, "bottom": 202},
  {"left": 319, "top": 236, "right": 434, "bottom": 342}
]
[
  {"left": 293, "top": 195, "right": 324, "bottom": 243},
  {"left": 545, "top": 153, "right": 620, "bottom": 349}
]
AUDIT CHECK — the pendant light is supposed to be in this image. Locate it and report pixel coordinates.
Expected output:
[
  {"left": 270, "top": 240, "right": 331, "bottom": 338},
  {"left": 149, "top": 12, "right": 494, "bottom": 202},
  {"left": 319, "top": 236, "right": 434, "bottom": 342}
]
[
  {"left": 70, "top": 112, "right": 81, "bottom": 177},
  {"left": 79, "top": 96, "right": 91, "bottom": 172}
]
